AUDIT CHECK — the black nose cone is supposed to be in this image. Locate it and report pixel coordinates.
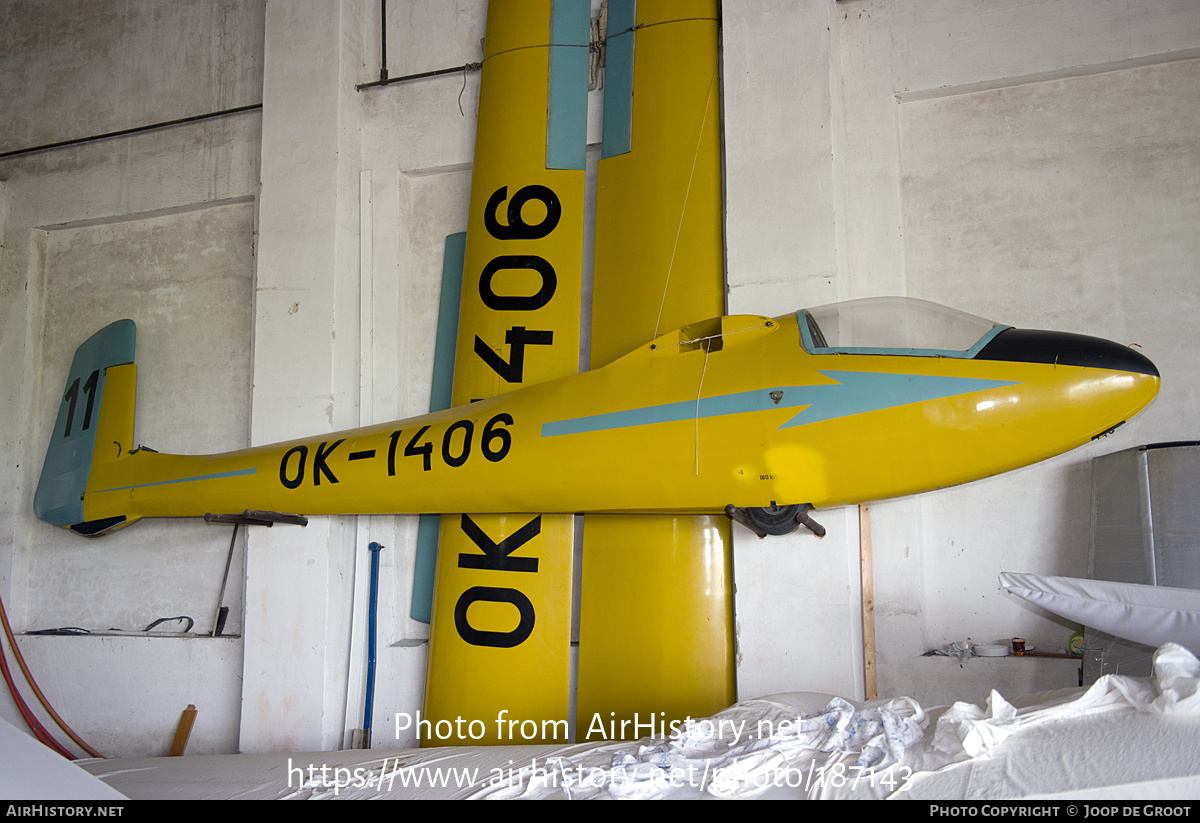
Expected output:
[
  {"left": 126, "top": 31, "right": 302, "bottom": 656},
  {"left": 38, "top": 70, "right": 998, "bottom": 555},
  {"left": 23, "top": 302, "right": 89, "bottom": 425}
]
[{"left": 976, "top": 329, "right": 1158, "bottom": 377}]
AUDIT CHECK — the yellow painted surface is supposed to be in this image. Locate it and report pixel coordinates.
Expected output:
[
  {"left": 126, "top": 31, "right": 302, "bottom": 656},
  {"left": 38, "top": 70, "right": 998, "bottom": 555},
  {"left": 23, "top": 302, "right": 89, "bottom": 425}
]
[
  {"left": 424, "top": 512, "right": 575, "bottom": 746},
  {"left": 93, "top": 364, "right": 137, "bottom": 464},
  {"left": 580, "top": 0, "right": 735, "bottom": 741},
  {"left": 422, "top": 0, "right": 584, "bottom": 746},
  {"left": 590, "top": 1, "right": 723, "bottom": 366},
  {"left": 577, "top": 515, "right": 734, "bottom": 743},
  {"left": 75, "top": 311, "right": 1160, "bottom": 523}
]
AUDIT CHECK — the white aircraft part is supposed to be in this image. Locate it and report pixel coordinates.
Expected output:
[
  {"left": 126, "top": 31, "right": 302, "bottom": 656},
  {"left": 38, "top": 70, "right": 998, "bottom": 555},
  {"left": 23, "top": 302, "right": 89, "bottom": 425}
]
[{"left": 999, "top": 572, "right": 1200, "bottom": 655}]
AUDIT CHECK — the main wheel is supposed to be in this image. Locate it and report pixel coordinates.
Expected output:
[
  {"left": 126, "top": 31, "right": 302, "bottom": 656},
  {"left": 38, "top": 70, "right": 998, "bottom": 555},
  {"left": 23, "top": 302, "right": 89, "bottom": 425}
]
[{"left": 744, "top": 504, "right": 803, "bottom": 536}]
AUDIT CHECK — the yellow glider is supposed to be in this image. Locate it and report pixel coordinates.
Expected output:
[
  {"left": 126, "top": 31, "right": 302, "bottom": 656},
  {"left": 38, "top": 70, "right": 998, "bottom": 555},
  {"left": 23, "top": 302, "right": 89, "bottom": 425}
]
[{"left": 36, "top": 296, "right": 1158, "bottom": 541}]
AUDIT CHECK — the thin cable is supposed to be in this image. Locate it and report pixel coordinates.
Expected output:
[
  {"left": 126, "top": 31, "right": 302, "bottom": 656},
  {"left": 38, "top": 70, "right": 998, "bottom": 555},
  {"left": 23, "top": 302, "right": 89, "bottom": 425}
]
[
  {"left": 694, "top": 344, "right": 711, "bottom": 475},
  {"left": 458, "top": 63, "right": 483, "bottom": 116},
  {"left": 0, "top": 104, "right": 262, "bottom": 160},
  {"left": 652, "top": 66, "right": 720, "bottom": 342},
  {"left": 609, "top": 17, "right": 718, "bottom": 39},
  {"left": 359, "top": 15, "right": 718, "bottom": 93},
  {"left": 0, "top": 591, "right": 102, "bottom": 758}
]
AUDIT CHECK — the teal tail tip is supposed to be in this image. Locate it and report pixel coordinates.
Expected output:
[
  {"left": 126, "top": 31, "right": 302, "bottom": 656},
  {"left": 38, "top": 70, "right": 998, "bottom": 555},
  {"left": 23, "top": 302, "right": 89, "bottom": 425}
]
[{"left": 34, "top": 320, "right": 137, "bottom": 537}]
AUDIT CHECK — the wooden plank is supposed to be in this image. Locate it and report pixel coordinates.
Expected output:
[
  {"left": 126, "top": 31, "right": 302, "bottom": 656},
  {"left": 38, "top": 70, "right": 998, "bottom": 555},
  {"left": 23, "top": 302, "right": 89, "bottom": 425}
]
[{"left": 860, "top": 503, "right": 877, "bottom": 701}]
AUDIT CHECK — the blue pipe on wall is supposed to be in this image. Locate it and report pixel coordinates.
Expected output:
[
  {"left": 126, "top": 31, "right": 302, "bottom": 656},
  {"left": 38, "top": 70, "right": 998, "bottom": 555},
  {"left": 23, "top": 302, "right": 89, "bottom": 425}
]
[{"left": 364, "top": 541, "right": 384, "bottom": 736}]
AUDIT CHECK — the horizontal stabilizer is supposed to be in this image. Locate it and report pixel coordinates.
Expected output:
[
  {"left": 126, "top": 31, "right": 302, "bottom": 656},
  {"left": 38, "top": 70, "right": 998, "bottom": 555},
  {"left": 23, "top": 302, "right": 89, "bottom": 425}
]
[{"left": 1000, "top": 572, "right": 1200, "bottom": 655}]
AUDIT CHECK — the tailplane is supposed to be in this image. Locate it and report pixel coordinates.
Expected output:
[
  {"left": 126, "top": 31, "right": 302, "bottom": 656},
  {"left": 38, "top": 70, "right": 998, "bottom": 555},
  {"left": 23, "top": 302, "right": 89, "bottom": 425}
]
[{"left": 34, "top": 320, "right": 140, "bottom": 537}]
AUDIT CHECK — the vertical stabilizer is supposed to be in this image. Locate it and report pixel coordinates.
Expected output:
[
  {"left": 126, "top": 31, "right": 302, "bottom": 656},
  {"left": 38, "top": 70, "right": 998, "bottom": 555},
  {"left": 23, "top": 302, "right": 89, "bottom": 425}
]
[{"left": 34, "top": 320, "right": 138, "bottom": 536}]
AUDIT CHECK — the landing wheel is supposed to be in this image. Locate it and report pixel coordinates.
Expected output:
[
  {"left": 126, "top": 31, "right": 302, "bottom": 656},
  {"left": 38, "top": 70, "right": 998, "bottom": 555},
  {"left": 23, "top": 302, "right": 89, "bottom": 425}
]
[{"left": 745, "top": 504, "right": 804, "bottom": 536}]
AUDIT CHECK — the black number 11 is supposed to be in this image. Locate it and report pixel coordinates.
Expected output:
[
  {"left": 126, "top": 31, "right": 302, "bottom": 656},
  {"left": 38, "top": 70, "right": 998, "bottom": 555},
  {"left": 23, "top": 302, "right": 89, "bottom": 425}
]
[{"left": 63, "top": 369, "right": 99, "bottom": 437}]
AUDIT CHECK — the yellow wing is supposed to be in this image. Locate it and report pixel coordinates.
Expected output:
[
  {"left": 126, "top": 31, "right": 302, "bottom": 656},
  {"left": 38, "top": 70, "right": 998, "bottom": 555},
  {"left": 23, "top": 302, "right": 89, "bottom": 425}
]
[
  {"left": 422, "top": 0, "right": 589, "bottom": 746},
  {"left": 578, "top": 0, "right": 735, "bottom": 742}
]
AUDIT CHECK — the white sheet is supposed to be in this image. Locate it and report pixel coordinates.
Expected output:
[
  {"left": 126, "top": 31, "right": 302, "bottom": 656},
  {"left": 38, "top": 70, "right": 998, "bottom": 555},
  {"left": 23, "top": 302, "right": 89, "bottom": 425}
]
[
  {"left": 846, "top": 643, "right": 1200, "bottom": 800},
  {"left": 74, "top": 645, "right": 1200, "bottom": 800},
  {"left": 471, "top": 695, "right": 927, "bottom": 799}
]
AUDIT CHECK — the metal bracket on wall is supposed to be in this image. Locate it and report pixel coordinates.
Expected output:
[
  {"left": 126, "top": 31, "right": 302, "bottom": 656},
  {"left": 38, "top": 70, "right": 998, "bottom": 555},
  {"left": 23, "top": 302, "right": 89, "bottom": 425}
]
[{"left": 204, "top": 510, "right": 308, "bottom": 527}]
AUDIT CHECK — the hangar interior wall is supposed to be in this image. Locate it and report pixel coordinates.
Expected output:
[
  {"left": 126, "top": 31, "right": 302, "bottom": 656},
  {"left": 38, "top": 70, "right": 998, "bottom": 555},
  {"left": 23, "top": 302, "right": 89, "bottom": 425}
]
[{"left": 0, "top": 0, "right": 1196, "bottom": 756}]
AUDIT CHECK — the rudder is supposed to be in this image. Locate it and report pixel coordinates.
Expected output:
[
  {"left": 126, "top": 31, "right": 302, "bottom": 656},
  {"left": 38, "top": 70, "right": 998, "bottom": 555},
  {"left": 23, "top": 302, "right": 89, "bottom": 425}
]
[{"left": 34, "top": 319, "right": 138, "bottom": 537}]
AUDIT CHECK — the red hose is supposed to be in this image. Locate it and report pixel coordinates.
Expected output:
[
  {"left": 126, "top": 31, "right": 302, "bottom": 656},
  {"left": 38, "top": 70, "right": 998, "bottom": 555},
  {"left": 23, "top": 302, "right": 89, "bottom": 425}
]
[
  {"left": 0, "top": 591, "right": 103, "bottom": 758},
  {"left": 0, "top": 629, "right": 75, "bottom": 758}
]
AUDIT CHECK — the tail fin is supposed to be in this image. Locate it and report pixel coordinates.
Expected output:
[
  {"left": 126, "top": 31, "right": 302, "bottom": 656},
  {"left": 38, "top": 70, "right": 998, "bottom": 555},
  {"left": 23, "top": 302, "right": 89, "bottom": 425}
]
[{"left": 34, "top": 320, "right": 139, "bottom": 537}]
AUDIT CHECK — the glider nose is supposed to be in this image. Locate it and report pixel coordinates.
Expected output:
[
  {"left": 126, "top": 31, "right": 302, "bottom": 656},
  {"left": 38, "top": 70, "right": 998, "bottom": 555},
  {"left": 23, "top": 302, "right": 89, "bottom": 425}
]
[
  {"left": 977, "top": 327, "right": 1159, "bottom": 435},
  {"left": 976, "top": 328, "right": 1158, "bottom": 378}
]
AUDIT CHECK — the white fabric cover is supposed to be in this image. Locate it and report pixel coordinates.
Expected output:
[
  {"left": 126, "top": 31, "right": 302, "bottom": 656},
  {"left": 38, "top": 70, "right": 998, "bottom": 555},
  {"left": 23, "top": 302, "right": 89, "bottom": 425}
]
[
  {"left": 892, "top": 643, "right": 1200, "bottom": 800},
  {"left": 933, "top": 642, "right": 1200, "bottom": 758},
  {"left": 76, "top": 646, "right": 1200, "bottom": 800}
]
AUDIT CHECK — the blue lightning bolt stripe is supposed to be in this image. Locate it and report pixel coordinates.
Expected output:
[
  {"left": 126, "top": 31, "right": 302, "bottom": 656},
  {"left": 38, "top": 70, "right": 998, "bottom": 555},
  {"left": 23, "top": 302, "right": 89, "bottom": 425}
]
[
  {"left": 89, "top": 467, "right": 258, "bottom": 494},
  {"left": 540, "top": 371, "right": 1018, "bottom": 437}
]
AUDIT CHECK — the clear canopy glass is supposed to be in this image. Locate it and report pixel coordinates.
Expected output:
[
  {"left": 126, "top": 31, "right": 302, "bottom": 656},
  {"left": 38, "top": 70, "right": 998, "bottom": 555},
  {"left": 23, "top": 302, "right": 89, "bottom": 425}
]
[{"left": 797, "top": 297, "right": 1009, "bottom": 358}]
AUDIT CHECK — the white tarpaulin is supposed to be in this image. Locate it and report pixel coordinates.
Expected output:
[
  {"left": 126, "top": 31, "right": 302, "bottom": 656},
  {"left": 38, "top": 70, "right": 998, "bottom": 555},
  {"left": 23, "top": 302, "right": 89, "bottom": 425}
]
[{"left": 71, "top": 645, "right": 1200, "bottom": 799}]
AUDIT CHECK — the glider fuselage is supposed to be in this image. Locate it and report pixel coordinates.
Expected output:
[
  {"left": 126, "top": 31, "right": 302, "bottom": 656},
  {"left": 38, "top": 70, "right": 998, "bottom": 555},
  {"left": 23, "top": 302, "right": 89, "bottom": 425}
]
[{"left": 55, "top": 307, "right": 1158, "bottom": 533}]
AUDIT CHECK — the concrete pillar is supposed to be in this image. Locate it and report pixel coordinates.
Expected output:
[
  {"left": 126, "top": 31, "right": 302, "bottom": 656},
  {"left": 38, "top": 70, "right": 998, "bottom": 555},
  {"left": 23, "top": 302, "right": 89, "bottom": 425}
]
[
  {"left": 721, "top": 0, "right": 866, "bottom": 701},
  {"left": 240, "top": 0, "right": 365, "bottom": 752}
]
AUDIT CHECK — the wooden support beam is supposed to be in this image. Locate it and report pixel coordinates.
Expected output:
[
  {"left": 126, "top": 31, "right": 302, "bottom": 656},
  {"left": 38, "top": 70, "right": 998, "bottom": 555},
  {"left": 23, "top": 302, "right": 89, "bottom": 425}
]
[{"left": 859, "top": 504, "right": 877, "bottom": 701}]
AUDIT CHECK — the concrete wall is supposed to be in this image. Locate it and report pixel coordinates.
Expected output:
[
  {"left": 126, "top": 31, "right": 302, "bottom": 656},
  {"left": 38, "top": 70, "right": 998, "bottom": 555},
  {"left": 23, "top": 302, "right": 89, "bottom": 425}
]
[
  {"left": 1, "top": 0, "right": 1197, "bottom": 757},
  {"left": 0, "top": 0, "right": 262, "bottom": 756},
  {"left": 0, "top": 0, "right": 264, "bottom": 154},
  {"left": 834, "top": 0, "right": 1200, "bottom": 706}
]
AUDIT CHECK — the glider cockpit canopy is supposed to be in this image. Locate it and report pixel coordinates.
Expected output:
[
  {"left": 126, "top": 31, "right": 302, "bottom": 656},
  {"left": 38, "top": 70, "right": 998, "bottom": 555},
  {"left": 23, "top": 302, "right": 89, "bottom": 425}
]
[{"left": 798, "top": 297, "right": 1009, "bottom": 358}]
